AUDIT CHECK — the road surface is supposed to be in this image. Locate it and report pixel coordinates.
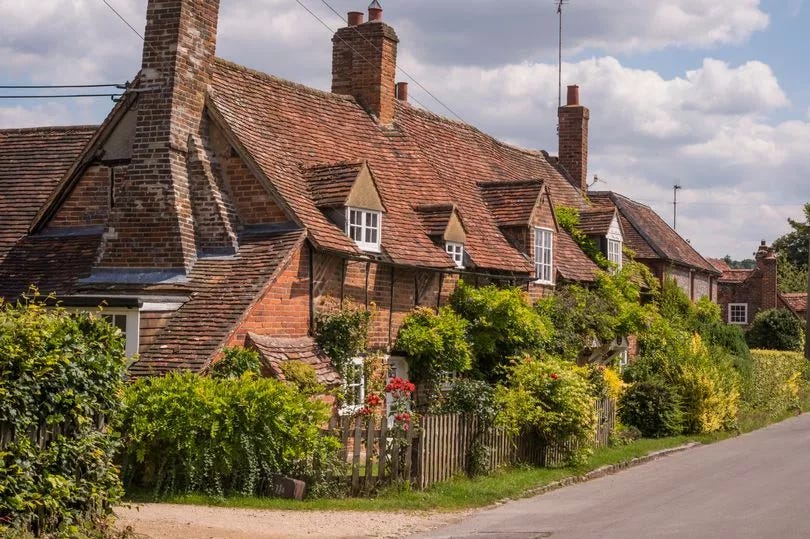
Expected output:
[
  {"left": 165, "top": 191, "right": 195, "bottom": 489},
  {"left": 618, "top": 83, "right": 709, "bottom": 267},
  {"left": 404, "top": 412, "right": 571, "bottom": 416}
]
[{"left": 418, "top": 413, "right": 810, "bottom": 538}]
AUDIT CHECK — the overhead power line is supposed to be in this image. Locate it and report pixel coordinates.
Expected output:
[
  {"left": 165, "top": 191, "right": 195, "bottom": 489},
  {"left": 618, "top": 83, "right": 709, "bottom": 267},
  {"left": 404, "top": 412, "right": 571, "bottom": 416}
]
[
  {"left": 308, "top": 0, "right": 466, "bottom": 123},
  {"left": 99, "top": 0, "right": 160, "bottom": 56},
  {"left": 0, "top": 83, "right": 126, "bottom": 90},
  {"left": 0, "top": 94, "right": 123, "bottom": 100}
]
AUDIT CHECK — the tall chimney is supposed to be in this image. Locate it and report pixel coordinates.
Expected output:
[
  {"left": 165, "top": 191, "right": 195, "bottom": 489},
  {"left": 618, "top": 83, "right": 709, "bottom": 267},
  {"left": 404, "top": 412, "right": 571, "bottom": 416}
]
[
  {"left": 332, "top": 2, "right": 399, "bottom": 125},
  {"left": 558, "top": 84, "right": 590, "bottom": 192},
  {"left": 396, "top": 82, "right": 409, "bottom": 102},
  {"left": 96, "top": 0, "right": 220, "bottom": 278},
  {"left": 756, "top": 240, "right": 778, "bottom": 310}
]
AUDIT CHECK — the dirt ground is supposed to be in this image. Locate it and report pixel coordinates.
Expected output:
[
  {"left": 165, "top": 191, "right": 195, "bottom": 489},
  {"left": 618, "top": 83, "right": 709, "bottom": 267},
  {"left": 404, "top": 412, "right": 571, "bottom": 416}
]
[{"left": 116, "top": 503, "right": 468, "bottom": 539}]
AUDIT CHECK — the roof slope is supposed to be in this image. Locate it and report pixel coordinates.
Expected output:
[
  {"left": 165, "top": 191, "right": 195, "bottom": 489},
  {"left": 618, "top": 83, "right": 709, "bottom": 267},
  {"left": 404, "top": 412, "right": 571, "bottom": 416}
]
[
  {"left": 247, "top": 333, "right": 341, "bottom": 386},
  {"left": 129, "top": 230, "right": 305, "bottom": 376},
  {"left": 414, "top": 204, "right": 456, "bottom": 237},
  {"left": 0, "top": 126, "right": 96, "bottom": 260},
  {"left": 209, "top": 59, "right": 590, "bottom": 275},
  {"left": 780, "top": 292, "right": 807, "bottom": 315},
  {"left": 478, "top": 179, "right": 543, "bottom": 227},
  {"left": 590, "top": 192, "right": 719, "bottom": 274},
  {"left": 579, "top": 209, "right": 617, "bottom": 236},
  {"left": 305, "top": 161, "right": 364, "bottom": 209}
]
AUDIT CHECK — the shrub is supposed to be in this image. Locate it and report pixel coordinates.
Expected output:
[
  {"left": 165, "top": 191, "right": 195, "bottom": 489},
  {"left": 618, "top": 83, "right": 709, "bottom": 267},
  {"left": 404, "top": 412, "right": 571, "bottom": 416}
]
[
  {"left": 451, "top": 281, "right": 551, "bottom": 381},
  {"left": 0, "top": 298, "right": 126, "bottom": 536},
  {"left": 118, "top": 372, "right": 340, "bottom": 498},
  {"left": 496, "top": 356, "right": 596, "bottom": 463},
  {"left": 618, "top": 379, "right": 684, "bottom": 438},
  {"left": 210, "top": 346, "right": 263, "bottom": 379},
  {"left": 280, "top": 360, "right": 324, "bottom": 396},
  {"left": 396, "top": 306, "right": 473, "bottom": 384},
  {"left": 746, "top": 308, "right": 805, "bottom": 352},
  {"left": 439, "top": 379, "right": 497, "bottom": 424},
  {"left": 742, "top": 350, "right": 806, "bottom": 415},
  {"left": 314, "top": 301, "right": 372, "bottom": 373}
]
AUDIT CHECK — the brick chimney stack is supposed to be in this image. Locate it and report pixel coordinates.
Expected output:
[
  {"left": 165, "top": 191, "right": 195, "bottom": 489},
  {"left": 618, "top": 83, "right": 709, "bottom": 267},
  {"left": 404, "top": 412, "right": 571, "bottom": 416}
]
[
  {"left": 332, "top": 2, "right": 399, "bottom": 126},
  {"left": 558, "top": 85, "right": 590, "bottom": 192},
  {"left": 97, "top": 0, "right": 220, "bottom": 278},
  {"left": 756, "top": 240, "right": 778, "bottom": 310}
]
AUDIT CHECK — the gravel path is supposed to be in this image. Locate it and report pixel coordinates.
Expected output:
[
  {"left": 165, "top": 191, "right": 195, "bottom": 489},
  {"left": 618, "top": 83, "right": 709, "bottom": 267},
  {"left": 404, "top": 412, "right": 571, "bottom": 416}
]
[{"left": 116, "top": 503, "right": 467, "bottom": 539}]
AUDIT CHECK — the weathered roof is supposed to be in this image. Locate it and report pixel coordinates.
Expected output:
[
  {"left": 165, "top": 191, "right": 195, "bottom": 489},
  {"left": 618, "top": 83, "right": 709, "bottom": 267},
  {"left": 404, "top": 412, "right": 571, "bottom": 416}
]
[
  {"left": 478, "top": 179, "right": 543, "bottom": 227},
  {"left": 247, "top": 333, "right": 341, "bottom": 386},
  {"left": 305, "top": 161, "right": 364, "bottom": 209},
  {"left": 589, "top": 191, "right": 719, "bottom": 274},
  {"left": 128, "top": 230, "right": 306, "bottom": 376},
  {"left": 707, "top": 258, "right": 732, "bottom": 273},
  {"left": 209, "top": 58, "right": 591, "bottom": 275},
  {"left": 780, "top": 292, "right": 807, "bottom": 315},
  {"left": 414, "top": 203, "right": 456, "bottom": 237},
  {"left": 579, "top": 208, "right": 618, "bottom": 236},
  {"left": 556, "top": 230, "right": 600, "bottom": 282},
  {"left": 0, "top": 126, "right": 96, "bottom": 261},
  {"left": 718, "top": 269, "right": 753, "bottom": 283}
]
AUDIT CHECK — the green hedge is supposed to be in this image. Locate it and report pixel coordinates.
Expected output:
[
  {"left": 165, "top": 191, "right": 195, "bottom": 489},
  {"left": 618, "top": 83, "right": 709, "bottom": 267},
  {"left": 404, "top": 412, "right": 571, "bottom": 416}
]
[
  {"left": 118, "top": 372, "right": 340, "bottom": 498},
  {"left": 742, "top": 350, "right": 806, "bottom": 415},
  {"left": 0, "top": 299, "right": 126, "bottom": 536}
]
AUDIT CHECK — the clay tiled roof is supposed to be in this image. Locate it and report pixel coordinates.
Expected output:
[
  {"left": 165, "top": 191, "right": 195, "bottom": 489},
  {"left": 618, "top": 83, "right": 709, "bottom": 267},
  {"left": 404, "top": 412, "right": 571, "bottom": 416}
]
[
  {"left": 589, "top": 192, "right": 719, "bottom": 274},
  {"left": 578, "top": 209, "right": 617, "bottom": 236},
  {"left": 414, "top": 203, "right": 456, "bottom": 237},
  {"left": 478, "top": 179, "right": 543, "bottom": 227},
  {"left": 780, "top": 293, "right": 807, "bottom": 316},
  {"left": 247, "top": 333, "right": 341, "bottom": 386},
  {"left": 707, "top": 258, "right": 732, "bottom": 273},
  {"left": 718, "top": 269, "right": 752, "bottom": 283},
  {"left": 305, "top": 161, "right": 364, "bottom": 209},
  {"left": 209, "top": 59, "right": 593, "bottom": 275},
  {"left": 556, "top": 230, "right": 600, "bottom": 282},
  {"left": 0, "top": 126, "right": 96, "bottom": 261},
  {"left": 0, "top": 230, "right": 102, "bottom": 299},
  {"left": 128, "top": 230, "right": 305, "bottom": 376}
]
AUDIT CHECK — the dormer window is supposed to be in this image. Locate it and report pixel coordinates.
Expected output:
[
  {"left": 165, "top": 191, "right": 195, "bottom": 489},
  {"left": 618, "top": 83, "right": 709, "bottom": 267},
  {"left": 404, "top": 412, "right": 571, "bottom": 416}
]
[
  {"left": 347, "top": 207, "right": 381, "bottom": 253},
  {"left": 607, "top": 238, "right": 622, "bottom": 269},
  {"left": 534, "top": 227, "right": 553, "bottom": 284},
  {"left": 445, "top": 241, "right": 464, "bottom": 268}
]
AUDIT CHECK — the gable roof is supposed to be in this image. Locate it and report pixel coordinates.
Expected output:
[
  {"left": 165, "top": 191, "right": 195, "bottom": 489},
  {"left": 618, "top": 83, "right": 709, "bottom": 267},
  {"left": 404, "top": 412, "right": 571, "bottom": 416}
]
[
  {"left": 707, "top": 257, "right": 732, "bottom": 273},
  {"left": 780, "top": 292, "right": 807, "bottom": 316},
  {"left": 589, "top": 191, "right": 719, "bottom": 274},
  {"left": 478, "top": 179, "right": 544, "bottom": 227},
  {"left": 247, "top": 333, "right": 341, "bottom": 387},
  {"left": 305, "top": 161, "right": 365, "bottom": 209},
  {"left": 0, "top": 126, "right": 97, "bottom": 261},
  {"left": 414, "top": 203, "right": 458, "bottom": 236},
  {"left": 208, "top": 58, "right": 595, "bottom": 276},
  {"left": 579, "top": 208, "right": 620, "bottom": 236}
]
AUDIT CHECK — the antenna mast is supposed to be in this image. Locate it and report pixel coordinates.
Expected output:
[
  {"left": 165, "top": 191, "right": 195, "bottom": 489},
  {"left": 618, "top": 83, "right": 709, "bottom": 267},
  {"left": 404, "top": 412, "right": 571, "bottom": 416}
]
[
  {"left": 557, "top": 0, "right": 565, "bottom": 110},
  {"left": 673, "top": 184, "right": 682, "bottom": 230}
]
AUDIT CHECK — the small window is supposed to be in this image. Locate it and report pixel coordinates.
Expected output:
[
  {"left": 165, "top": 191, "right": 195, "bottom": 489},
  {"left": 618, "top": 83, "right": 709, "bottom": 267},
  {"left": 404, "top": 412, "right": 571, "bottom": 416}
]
[
  {"left": 607, "top": 239, "right": 622, "bottom": 270},
  {"left": 534, "top": 228, "right": 553, "bottom": 284},
  {"left": 445, "top": 241, "right": 464, "bottom": 268},
  {"left": 729, "top": 303, "right": 748, "bottom": 325},
  {"left": 347, "top": 208, "right": 382, "bottom": 252},
  {"left": 341, "top": 358, "right": 365, "bottom": 414}
]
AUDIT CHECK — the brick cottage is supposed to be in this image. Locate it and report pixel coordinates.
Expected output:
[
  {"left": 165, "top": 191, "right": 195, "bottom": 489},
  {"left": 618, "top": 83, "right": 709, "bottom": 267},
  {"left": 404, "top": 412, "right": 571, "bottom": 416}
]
[{"left": 0, "top": 0, "right": 718, "bottom": 392}]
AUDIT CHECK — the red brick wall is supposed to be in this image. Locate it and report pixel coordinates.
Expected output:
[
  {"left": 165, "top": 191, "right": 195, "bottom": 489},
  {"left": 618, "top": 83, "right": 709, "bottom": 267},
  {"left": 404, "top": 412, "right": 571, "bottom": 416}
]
[
  {"left": 222, "top": 154, "right": 289, "bottom": 225},
  {"left": 332, "top": 20, "right": 399, "bottom": 125},
  {"left": 48, "top": 165, "right": 112, "bottom": 228}
]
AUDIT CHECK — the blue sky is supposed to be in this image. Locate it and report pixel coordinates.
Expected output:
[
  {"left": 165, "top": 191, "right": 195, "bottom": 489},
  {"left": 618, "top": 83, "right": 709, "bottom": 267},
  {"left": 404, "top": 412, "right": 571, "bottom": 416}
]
[{"left": 1, "top": 0, "right": 808, "bottom": 260}]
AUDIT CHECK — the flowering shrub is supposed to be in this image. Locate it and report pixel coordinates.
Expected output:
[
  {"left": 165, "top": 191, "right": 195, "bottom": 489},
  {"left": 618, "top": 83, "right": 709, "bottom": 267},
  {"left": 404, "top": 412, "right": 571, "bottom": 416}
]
[
  {"left": 386, "top": 377, "right": 416, "bottom": 435},
  {"left": 742, "top": 350, "right": 806, "bottom": 415},
  {"left": 495, "top": 356, "right": 596, "bottom": 464}
]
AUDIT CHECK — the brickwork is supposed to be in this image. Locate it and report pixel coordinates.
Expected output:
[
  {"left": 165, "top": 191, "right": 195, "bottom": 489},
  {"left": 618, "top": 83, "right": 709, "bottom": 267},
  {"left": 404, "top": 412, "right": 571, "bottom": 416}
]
[
  {"left": 693, "top": 273, "right": 711, "bottom": 301},
  {"left": 558, "top": 104, "right": 589, "bottom": 192},
  {"left": 222, "top": 154, "right": 289, "bottom": 225},
  {"left": 332, "top": 19, "right": 399, "bottom": 125},
  {"left": 48, "top": 166, "right": 111, "bottom": 228},
  {"left": 716, "top": 242, "right": 778, "bottom": 325},
  {"left": 99, "top": 0, "right": 220, "bottom": 271}
]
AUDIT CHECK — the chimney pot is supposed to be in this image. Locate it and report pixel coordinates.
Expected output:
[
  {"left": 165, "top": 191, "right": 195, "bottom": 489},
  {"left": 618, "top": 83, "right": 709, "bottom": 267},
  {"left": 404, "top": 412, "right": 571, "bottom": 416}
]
[
  {"left": 396, "top": 82, "right": 409, "bottom": 102},
  {"left": 566, "top": 85, "right": 580, "bottom": 106},
  {"left": 347, "top": 11, "right": 364, "bottom": 26},
  {"left": 368, "top": 0, "right": 383, "bottom": 21}
]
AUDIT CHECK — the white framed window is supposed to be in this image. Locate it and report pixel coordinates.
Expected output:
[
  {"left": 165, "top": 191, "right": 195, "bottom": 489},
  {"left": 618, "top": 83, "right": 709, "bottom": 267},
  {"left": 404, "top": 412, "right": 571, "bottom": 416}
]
[
  {"left": 347, "top": 207, "right": 381, "bottom": 252},
  {"left": 729, "top": 303, "right": 748, "bottom": 325},
  {"left": 607, "top": 239, "right": 622, "bottom": 270},
  {"left": 341, "top": 357, "right": 365, "bottom": 415},
  {"left": 445, "top": 241, "right": 464, "bottom": 268},
  {"left": 534, "top": 227, "right": 553, "bottom": 284},
  {"left": 100, "top": 310, "right": 140, "bottom": 358}
]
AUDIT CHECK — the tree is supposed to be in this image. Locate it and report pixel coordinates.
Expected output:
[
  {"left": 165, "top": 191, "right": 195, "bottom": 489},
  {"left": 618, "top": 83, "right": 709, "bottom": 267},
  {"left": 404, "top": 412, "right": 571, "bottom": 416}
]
[
  {"left": 722, "top": 255, "right": 755, "bottom": 269},
  {"left": 778, "top": 259, "right": 808, "bottom": 293},
  {"left": 745, "top": 308, "right": 805, "bottom": 352},
  {"left": 773, "top": 203, "right": 810, "bottom": 269}
]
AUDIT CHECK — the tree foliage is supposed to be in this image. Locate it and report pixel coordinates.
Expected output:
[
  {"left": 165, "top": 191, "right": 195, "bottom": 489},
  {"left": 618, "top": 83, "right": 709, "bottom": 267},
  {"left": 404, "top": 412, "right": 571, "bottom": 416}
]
[
  {"left": 450, "top": 281, "right": 551, "bottom": 381},
  {"left": 210, "top": 346, "right": 263, "bottom": 379},
  {"left": 0, "top": 297, "right": 126, "bottom": 536},
  {"left": 555, "top": 206, "right": 610, "bottom": 269},
  {"left": 745, "top": 308, "right": 805, "bottom": 352},
  {"left": 314, "top": 301, "right": 372, "bottom": 373},
  {"left": 772, "top": 202, "right": 810, "bottom": 269},
  {"left": 619, "top": 379, "right": 684, "bottom": 438}
]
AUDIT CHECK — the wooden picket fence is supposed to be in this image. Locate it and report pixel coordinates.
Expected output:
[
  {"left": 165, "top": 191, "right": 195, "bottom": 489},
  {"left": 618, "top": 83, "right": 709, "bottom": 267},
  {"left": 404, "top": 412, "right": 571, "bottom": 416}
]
[{"left": 330, "top": 398, "right": 617, "bottom": 494}]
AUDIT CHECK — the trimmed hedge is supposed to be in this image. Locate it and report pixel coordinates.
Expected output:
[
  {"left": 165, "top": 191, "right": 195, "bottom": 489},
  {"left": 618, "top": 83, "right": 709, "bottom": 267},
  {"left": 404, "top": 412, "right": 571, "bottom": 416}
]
[
  {"left": 118, "top": 372, "right": 340, "bottom": 498},
  {"left": 0, "top": 298, "right": 126, "bottom": 536},
  {"left": 742, "top": 350, "right": 806, "bottom": 415}
]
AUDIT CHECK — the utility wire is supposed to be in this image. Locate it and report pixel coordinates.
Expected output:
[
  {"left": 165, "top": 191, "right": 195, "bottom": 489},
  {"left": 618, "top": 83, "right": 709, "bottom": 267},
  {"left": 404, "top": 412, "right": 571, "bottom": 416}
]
[
  {"left": 0, "top": 83, "right": 126, "bottom": 89},
  {"left": 0, "top": 94, "right": 123, "bottom": 99},
  {"left": 311, "top": 0, "right": 466, "bottom": 122},
  {"left": 99, "top": 0, "right": 160, "bottom": 56}
]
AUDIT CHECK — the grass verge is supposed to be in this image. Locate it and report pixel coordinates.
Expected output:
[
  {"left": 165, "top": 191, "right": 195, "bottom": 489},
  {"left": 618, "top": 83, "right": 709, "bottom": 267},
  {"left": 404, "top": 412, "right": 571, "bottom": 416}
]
[{"left": 125, "top": 432, "right": 729, "bottom": 513}]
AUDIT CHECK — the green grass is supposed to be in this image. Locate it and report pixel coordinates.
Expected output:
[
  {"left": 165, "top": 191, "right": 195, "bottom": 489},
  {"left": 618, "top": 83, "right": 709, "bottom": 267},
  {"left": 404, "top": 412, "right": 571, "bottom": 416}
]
[{"left": 124, "top": 432, "right": 726, "bottom": 513}]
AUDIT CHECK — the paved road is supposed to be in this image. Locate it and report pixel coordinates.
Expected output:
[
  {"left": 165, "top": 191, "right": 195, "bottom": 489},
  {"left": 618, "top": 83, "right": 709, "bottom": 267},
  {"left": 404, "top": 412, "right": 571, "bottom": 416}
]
[{"left": 417, "top": 414, "right": 810, "bottom": 539}]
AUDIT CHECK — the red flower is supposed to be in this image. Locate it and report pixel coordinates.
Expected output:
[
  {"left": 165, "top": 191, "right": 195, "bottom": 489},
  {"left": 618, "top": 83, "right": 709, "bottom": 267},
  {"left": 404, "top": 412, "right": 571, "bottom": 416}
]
[
  {"left": 365, "top": 393, "right": 383, "bottom": 407},
  {"left": 550, "top": 373, "right": 559, "bottom": 380},
  {"left": 358, "top": 406, "right": 373, "bottom": 416}
]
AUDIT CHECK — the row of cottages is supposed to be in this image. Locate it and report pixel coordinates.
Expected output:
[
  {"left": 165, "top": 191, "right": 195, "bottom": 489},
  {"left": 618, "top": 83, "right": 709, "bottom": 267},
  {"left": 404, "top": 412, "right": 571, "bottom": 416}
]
[
  {"left": 0, "top": 0, "right": 719, "bottom": 398},
  {"left": 709, "top": 242, "right": 807, "bottom": 326}
]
